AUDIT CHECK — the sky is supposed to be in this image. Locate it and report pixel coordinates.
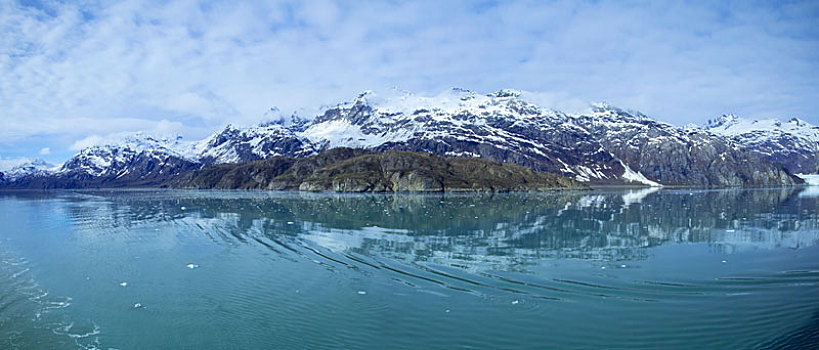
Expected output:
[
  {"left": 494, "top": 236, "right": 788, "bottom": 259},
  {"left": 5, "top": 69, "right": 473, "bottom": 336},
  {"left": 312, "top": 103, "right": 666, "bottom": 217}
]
[{"left": 1, "top": 0, "right": 818, "bottom": 166}]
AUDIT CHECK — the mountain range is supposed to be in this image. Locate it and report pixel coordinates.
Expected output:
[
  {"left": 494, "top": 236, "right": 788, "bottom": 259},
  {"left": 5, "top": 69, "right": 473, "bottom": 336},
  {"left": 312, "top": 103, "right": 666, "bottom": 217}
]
[{"left": 1, "top": 88, "right": 816, "bottom": 189}]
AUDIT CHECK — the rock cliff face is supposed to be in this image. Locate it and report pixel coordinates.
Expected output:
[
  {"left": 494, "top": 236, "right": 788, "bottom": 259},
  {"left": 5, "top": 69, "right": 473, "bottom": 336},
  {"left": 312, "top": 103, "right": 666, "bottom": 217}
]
[
  {"left": 573, "top": 106, "right": 800, "bottom": 187},
  {"left": 174, "top": 148, "right": 585, "bottom": 192}
]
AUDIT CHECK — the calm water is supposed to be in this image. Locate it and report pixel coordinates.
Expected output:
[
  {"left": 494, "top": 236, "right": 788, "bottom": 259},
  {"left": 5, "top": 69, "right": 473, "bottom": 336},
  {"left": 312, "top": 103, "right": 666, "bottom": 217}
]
[{"left": 0, "top": 188, "right": 818, "bottom": 349}]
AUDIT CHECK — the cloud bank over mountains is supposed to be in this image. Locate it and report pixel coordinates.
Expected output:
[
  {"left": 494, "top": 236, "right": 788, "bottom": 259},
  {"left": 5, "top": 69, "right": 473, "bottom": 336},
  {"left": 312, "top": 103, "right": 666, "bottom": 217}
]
[{"left": 1, "top": 0, "right": 817, "bottom": 161}]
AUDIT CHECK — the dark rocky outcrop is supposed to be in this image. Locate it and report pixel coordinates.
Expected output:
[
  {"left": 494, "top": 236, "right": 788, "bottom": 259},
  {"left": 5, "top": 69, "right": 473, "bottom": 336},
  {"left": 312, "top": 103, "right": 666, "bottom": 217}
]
[{"left": 173, "top": 148, "right": 585, "bottom": 192}]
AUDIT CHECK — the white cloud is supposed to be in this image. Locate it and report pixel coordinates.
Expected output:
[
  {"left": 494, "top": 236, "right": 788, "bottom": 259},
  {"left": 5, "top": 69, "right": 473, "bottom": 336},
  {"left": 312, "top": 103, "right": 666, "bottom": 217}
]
[
  {"left": 0, "top": 0, "right": 817, "bottom": 160},
  {"left": 39, "top": 147, "right": 50, "bottom": 155},
  {"left": 68, "top": 119, "right": 189, "bottom": 151},
  {"left": 0, "top": 155, "right": 31, "bottom": 171},
  {"left": 69, "top": 134, "right": 110, "bottom": 151}
]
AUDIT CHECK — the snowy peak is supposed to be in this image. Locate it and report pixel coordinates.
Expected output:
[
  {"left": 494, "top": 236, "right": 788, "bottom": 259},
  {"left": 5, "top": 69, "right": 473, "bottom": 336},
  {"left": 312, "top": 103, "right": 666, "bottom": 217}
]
[
  {"left": 703, "top": 114, "right": 819, "bottom": 144},
  {"left": 589, "top": 103, "right": 654, "bottom": 123},
  {"left": 706, "top": 114, "right": 740, "bottom": 129},
  {"left": 705, "top": 115, "right": 819, "bottom": 139},
  {"left": 193, "top": 123, "right": 316, "bottom": 165},
  {"left": 302, "top": 88, "right": 569, "bottom": 153},
  {"left": 703, "top": 114, "right": 819, "bottom": 174},
  {"left": 119, "top": 133, "right": 185, "bottom": 151},
  {"left": 315, "top": 88, "right": 556, "bottom": 126},
  {"left": 788, "top": 117, "right": 808, "bottom": 127},
  {"left": 2, "top": 158, "right": 56, "bottom": 180},
  {"left": 74, "top": 133, "right": 188, "bottom": 160},
  {"left": 58, "top": 133, "right": 194, "bottom": 177}
]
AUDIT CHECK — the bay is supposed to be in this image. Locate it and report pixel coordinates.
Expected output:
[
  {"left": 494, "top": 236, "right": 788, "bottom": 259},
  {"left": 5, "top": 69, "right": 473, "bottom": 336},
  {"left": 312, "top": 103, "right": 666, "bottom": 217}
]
[{"left": 0, "top": 188, "right": 817, "bottom": 349}]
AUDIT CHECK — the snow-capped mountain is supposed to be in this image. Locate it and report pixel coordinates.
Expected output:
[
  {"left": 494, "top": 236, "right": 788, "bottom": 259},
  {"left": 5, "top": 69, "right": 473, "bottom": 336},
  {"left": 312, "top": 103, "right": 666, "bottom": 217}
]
[
  {"left": 571, "top": 105, "right": 796, "bottom": 186},
  {"left": 303, "top": 89, "right": 626, "bottom": 183},
  {"left": 704, "top": 114, "right": 819, "bottom": 175},
  {"left": 297, "top": 89, "right": 796, "bottom": 187},
  {"left": 0, "top": 158, "right": 55, "bottom": 181},
  {"left": 5, "top": 134, "right": 199, "bottom": 188},
  {"left": 59, "top": 134, "right": 193, "bottom": 177},
  {"left": 2, "top": 88, "right": 807, "bottom": 188}
]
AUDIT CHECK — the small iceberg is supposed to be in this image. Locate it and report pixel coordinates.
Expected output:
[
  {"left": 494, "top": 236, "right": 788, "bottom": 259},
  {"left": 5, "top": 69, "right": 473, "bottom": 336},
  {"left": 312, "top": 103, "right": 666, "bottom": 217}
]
[
  {"left": 186, "top": 263, "right": 199, "bottom": 269},
  {"left": 119, "top": 282, "right": 128, "bottom": 287},
  {"left": 132, "top": 303, "right": 145, "bottom": 309}
]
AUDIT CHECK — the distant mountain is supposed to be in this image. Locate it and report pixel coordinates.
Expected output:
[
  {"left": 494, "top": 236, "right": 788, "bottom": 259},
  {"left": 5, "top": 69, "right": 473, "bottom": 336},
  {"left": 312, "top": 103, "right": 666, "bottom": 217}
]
[
  {"left": 0, "top": 158, "right": 55, "bottom": 181},
  {"left": 1, "top": 89, "right": 807, "bottom": 189},
  {"left": 704, "top": 114, "right": 819, "bottom": 175},
  {"left": 5, "top": 135, "right": 199, "bottom": 189}
]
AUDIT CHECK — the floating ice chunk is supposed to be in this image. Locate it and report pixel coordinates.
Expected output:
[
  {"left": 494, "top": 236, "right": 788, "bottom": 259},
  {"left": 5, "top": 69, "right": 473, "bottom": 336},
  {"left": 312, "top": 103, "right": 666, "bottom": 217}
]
[
  {"left": 511, "top": 300, "right": 520, "bottom": 305},
  {"left": 445, "top": 309, "right": 451, "bottom": 313},
  {"left": 620, "top": 264, "right": 627, "bottom": 268},
  {"left": 721, "top": 260, "right": 727, "bottom": 263},
  {"left": 357, "top": 291, "right": 367, "bottom": 295},
  {"left": 186, "top": 263, "right": 199, "bottom": 269},
  {"left": 180, "top": 206, "right": 186, "bottom": 210},
  {"left": 286, "top": 221, "right": 295, "bottom": 225},
  {"left": 119, "top": 282, "right": 128, "bottom": 287},
  {"left": 133, "top": 303, "right": 144, "bottom": 309},
  {"left": 601, "top": 266, "right": 606, "bottom": 269}
]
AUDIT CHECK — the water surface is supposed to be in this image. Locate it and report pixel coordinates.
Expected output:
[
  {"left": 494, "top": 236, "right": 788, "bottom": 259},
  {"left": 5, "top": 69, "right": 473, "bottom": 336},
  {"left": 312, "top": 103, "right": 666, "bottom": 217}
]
[{"left": 1, "top": 188, "right": 818, "bottom": 349}]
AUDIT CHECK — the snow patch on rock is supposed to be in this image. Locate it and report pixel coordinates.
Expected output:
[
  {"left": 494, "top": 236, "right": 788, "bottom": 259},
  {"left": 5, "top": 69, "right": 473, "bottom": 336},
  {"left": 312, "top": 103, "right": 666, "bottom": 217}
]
[
  {"left": 620, "top": 160, "right": 661, "bottom": 187},
  {"left": 796, "top": 174, "right": 819, "bottom": 186}
]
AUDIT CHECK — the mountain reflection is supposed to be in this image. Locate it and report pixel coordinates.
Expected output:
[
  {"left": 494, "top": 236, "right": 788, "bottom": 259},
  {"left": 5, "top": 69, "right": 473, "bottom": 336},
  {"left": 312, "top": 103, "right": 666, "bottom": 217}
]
[{"left": 3, "top": 188, "right": 818, "bottom": 268}]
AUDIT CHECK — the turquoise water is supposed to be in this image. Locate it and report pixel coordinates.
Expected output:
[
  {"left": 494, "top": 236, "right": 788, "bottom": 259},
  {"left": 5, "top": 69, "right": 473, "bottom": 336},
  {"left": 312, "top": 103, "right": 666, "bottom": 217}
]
[{"left": 0, "top": 188, "right": 817, "bottom": 349}]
